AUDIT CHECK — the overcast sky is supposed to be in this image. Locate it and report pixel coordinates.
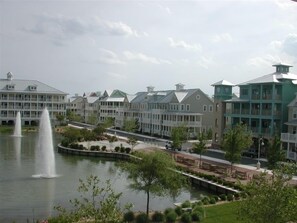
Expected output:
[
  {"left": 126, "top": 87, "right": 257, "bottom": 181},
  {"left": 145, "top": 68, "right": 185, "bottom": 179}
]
[{"left": 1, "top": 0, "right": 297, "bottom": 97}]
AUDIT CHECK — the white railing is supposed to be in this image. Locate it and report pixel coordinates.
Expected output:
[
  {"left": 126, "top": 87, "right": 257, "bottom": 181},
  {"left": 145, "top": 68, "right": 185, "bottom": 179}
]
[{"left": 281, "top": 133, "right": 297, "bottom": 142}]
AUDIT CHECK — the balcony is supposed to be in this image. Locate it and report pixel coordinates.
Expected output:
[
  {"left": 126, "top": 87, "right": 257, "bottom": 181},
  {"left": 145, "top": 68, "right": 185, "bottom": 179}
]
[
  {"left": 262, "top": 109, "right": 272, "bottom": 116},
  {"left": 251, "top": 109, "right": 260, "bottom": 115},
  {"left": 281, "top": 133, "right": 297, "bottom": 143}
]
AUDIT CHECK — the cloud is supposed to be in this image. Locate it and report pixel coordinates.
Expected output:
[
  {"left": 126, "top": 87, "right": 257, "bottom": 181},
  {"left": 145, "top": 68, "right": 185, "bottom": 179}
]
[
  {"left": 247, "top": 54, "right": 281, "bottom": 67},
  {"left": 168, "top": 37, "right": 202, "bottom": 52},
  {"left": 157, "top": 4, "right": 172, "bottom": 14},
  {"left": 197, "top": 56, "right": 214, "bottom": 69},
  {"left": 282, "top": 34, "right": 297, "bottom": 57},
  {"left": 98, "top": 49, "right": 125, "bottom": 65},
  {"left": 270, "top": 40, "right": 282, "bottom": 51},
  {"left": 123, "top": 51, "right": 171, "bottom": 64},
  {"left": 24, "top": 13, "right": 141, "bottom": 44},
  {"left": 92, "top": 16, "right": 140, "bottom": 37},
  {"left": 212, "top": 33, "right": 233, "bottom": 43},
  {"left": 274, "top": 0, "right": 297, "bottom": 9},
  {"left": 107, "top": 72, "right": 127, "bottom": 79}
]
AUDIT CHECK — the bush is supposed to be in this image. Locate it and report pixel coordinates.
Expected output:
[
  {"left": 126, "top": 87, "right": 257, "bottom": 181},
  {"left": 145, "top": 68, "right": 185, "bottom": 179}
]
[
  {"left": 152, "top": 211, "right": 164, "bottom": 222},
  {"left": 209, "top": 198, "right": 216, "bottom": 204},
  {"left": 101, "top": 145, "right": 107, "bottom": 151},
  {"left": 120, "top": 146, "right": 126, "bottom": 153},
  {"left": 125, "top": 147, "right": 131, "bottom": 154},
  {"left": 164, "top": 208, "right": 174, "bottom": 216},
  {"left": 136, "top": 213, "right": 148, "bottom": 223},
  {"left": 61, "top": 138, "right": 70, "bottom": 147},
  {"left": 181, "top": 212, "right": 192, "bottom": 223},
  {"left": 123, "top": 211, "right": 135, "bottom": 222},
  {"left": 181, "top": 200, "right": 192, "bottom": 208},
  {"left": 165, "top": 211, "right": 177, "bottom": 223},
  {"left": 191, "top": 211, "right": 202, "bottom": 222},
  {"left": 174, "top": 206, "right": 183, "bottom": 216},
  {"left": 241, "top": 192, "right": 248, "bottom": 199},
  {"left": 227, "top": 194, "right": 234, "bottom": 201},
  {"left": 115, "top": 146, "right": 120, "bottom": 152},
  {"left": 219, "top": 194, "right": 227, "bottom": 201},
  {"left": 234, "top": 193, "right": 240, "bottom": 200}
]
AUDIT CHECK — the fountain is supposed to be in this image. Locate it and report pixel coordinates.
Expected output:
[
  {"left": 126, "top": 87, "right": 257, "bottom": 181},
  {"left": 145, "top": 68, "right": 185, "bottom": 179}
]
[
  {"left": 13, "top": 111, "right": 22, "bottom": 137},
  {"left": 33, "top": 108, "right": 57, "bottom": 178}
]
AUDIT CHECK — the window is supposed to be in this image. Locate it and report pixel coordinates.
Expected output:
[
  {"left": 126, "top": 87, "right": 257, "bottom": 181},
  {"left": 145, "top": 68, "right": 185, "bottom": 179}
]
[
  {"left": 29, "top": 85, "right": 37, "bottom": 91},
  {"left": 203, "top": 105, "right": 207, "bottom": 112},
  {"left": 6, "top": 84, "right": 15, "bottom": 90},
  {"left": 209, "top": 105, "right": 213, "bottom": 112},
  {"left": 196, "top": 95, "right": 201, "bottom": 100},
  {"left": 186, "top": 104, "right": 190, "bottom": 111},
  {"left": 181, "top": 104, "right": 184, "bottom": 111}
]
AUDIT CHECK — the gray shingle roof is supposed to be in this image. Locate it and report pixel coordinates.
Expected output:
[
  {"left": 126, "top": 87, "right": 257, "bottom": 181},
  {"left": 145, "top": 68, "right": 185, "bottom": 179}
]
[{"left": 0, "top": 75, "right": 67, "bottom": 94}]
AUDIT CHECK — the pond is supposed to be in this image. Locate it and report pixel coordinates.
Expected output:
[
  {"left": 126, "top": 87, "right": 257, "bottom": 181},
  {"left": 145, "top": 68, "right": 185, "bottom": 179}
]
[{"left": 0, "top": 132, "right": 209, "bottom": 222}]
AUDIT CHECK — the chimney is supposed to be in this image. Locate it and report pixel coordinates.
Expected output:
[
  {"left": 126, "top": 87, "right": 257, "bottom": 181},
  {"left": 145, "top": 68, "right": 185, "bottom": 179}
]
[
  {"left": 175, "top": 83, "right": 185, "bottom": 91},
  {"left": 7, "top": 72, "right": 13, "bottom": 81},
  {"left": 147, "top": 86, "right": 154, "bottom": 93}
]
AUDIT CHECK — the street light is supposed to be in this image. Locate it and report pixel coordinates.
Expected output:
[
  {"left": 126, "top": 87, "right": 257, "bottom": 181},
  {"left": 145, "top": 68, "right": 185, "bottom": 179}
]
[{"left": 257, "top": 138, "right": 264, "bottom": 169}]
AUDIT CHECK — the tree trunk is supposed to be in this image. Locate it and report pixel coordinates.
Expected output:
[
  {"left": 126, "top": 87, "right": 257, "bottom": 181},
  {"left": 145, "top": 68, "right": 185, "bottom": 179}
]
[{"left": 146, "top": 190, "right": 150, "bottom": 221}]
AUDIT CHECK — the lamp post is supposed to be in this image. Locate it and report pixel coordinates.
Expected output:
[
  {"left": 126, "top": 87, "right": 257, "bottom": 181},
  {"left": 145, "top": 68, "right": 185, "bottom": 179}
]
[{"left": 257, "top": 138, "right": 264, "bottom": 169}]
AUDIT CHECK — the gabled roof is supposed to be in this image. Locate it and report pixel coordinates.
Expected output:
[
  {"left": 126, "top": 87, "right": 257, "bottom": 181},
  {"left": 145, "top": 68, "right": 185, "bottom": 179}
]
[
  {"left": 0, "top": 76, "right": 67, "bottom": 94},
  {"left": 211, "top": 80, "right": 235, "bottom": 86},
  {"left": 238, "top": 72, "right": 297, "bottom": 86}
]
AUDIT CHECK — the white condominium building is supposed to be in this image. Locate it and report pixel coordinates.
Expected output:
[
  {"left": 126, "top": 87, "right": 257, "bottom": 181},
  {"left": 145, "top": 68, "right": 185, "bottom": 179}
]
[{"left": 0, "top": 72, "right": 67, "bottom": 126}]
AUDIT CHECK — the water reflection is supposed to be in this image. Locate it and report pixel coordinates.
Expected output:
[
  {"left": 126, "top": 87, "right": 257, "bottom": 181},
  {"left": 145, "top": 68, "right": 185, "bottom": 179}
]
[
  {"left": 14, "top": 137, "right": 21, "bottom": 167},
  {"left": 0, "top": 132, "right": 209, "bottom": 222}
]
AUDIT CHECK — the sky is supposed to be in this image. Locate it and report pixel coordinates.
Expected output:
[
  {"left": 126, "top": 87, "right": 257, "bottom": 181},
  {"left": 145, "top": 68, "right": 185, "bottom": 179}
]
[{"left": 1, "top": 0, "right": 297, "bottom": 97}]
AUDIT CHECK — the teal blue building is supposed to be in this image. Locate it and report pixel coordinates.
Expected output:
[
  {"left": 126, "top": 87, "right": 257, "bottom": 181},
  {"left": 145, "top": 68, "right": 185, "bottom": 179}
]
[{"left": 213, "top": 63, "right": 297, "bottom": 147}]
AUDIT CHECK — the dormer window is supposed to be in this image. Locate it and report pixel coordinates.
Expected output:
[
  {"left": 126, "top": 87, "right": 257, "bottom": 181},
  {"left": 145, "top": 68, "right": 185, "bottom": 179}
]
[
  {"left": 29, "top": 85, "right": 37, "bottom": 91},
  {"left": 6, "top": 84, "right": 15, "bottom": 90}
]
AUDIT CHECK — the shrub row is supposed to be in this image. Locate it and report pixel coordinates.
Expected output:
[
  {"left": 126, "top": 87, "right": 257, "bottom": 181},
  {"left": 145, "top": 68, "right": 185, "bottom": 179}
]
[
  {"left": 123, "top": 208, "right": 204, "bottom": 223},
  {"left": 177, "top": 166, "right": 244, "bottom": 191}
]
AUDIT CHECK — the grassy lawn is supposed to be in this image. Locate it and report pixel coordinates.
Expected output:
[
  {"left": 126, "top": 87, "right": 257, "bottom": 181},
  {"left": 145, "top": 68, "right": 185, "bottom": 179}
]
[{"left": 202, "top": 201, "right": 247, "bottom": 223}]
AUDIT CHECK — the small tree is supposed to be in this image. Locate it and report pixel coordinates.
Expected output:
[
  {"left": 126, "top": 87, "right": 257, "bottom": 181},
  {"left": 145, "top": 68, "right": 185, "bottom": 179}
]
[
  {"left": 222, "top": 124, "right": 252, "bottom": 172},
  {"left": 127, "top": 136, "right": 138, "bottom": 152},
  {"left": 171, "top": 125, "right": 188, "bottom": 150},
  {"left": 123, "top": 118, "right": 138, "bottom": 133},
  {"left": 238, "top": 165, "right": 297, "bottom": 223},
  {"left": 109, "top": 135, "right": 118, "bottom": 150},
  {"left": 52, "top": 175, "right": 131, "bottom": 222},
  {"left": 87, "top": 113, "right": 98, "bottom": 125},
  {"left": 121, "top": 151, "right": 187, "bottom": 218},
  {"left": 267, "top": 136, "right": 285, "bottom": 169},
  {"left": 192, "top": 133, "right": 207, "bottom": 168},
  {"left": 103, "top": 117, "right": 115, "bottom": 129}
]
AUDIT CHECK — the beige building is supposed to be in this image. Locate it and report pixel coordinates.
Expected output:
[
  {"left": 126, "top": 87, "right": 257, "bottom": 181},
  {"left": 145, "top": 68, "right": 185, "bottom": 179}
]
[{"left": 115, "top": 84, "right": 214, "bottom": 138}]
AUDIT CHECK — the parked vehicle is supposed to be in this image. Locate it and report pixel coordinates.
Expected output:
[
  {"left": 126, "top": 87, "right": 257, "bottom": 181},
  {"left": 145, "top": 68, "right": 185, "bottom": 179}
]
[
  {"left": 165, "top": 141, "right": 181, "bottom": 151},
  {"left": 241, "top": 148, "right": 258, "bottom": 158}
]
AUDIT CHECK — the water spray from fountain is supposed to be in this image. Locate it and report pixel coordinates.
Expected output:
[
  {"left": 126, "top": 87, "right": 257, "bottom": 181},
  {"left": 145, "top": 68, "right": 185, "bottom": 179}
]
[
  {"left": 33, "top": 108, "right": 57, "bottom": 178},
  {"left": 13, "top": 111, "right": 22, "bottom": 137}
]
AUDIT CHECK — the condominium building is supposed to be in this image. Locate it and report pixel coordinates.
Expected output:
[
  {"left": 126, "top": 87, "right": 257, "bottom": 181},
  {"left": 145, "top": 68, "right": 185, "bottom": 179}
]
[
  {"left": 281, "top": 93, "right": 297, "bottom": 162},
  {"left": 115, "top": 84, "right": 214, "bottom": 139},
  {"left": 67, "top": 92, "right": 100, "bottom": 124},
  {"left": 99, "top": 90, "right": 132, "bottom": 124},
  {"left": 0, "top": 72, "right": 67, "bottom": 125},
  {"left": 214, "top": 63, "right": 297, "bottom": 149}
]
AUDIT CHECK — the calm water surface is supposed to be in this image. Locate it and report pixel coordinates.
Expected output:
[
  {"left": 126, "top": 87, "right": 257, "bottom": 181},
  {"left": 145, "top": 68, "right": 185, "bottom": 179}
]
[{"left": 0, "top": 132, "right": 208, "bottom": 222}]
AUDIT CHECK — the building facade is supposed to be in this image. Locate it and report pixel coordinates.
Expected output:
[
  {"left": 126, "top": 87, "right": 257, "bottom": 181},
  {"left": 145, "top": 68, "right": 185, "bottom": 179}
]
[
  {"left": 67, "top": 92, "right": 100, "bottom": 124},
  {"left": 115, "top": 84, "right": 214, "bottom": 139},
  {"left": 213, "top": 63, "right": 297, "bottom": 151},
  {"left": 0, "top": 72, "right": 67, "bottom": 125},
  {"left": 211, "top": 80, "right": 234, "bottom": 148},
  {"left": 281, "top": 93, "right": 297, "bottom": 162}
]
